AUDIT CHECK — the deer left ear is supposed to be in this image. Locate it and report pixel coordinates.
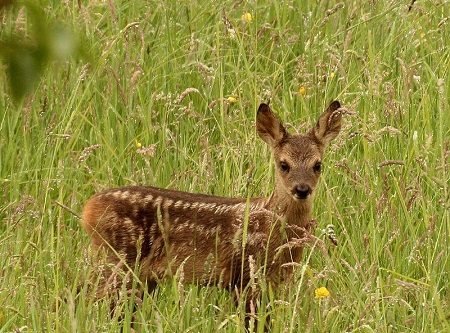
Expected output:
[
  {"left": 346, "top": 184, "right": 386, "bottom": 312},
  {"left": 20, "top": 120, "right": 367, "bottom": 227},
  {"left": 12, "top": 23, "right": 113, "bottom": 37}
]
[{"left": 309, "top": 101, "right": 342, "bottom": 146}]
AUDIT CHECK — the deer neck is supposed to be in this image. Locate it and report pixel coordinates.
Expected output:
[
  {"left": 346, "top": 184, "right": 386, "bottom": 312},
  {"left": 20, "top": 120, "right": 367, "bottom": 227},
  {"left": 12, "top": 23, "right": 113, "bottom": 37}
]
[{"left": 266, "top": 187, "right": 312, "bottom": 228}]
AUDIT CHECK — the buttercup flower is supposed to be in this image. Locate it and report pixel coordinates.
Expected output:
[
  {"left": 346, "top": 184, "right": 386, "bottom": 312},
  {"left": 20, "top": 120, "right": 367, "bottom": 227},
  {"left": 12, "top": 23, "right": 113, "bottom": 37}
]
[
  {"left": 227, "top": 96, "right": 237, "bottom": 103},
  {"left": 242, "top": 13, "right": 252, "bottom": 23},
  {"left": 135, "top": 139, "right": 142, "bottom": 149},
  {"left": 298, "top": 86, "right": 306, "bottom": 96},
  {"left": 315, "top": 286, "right": 330, "bottom": 298}
]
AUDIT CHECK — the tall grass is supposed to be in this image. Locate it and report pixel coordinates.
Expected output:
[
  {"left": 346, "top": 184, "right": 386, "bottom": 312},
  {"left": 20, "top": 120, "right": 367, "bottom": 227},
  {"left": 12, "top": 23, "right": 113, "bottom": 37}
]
[{"left": 1, "top": 0, "right": 449, "bottom": 332}]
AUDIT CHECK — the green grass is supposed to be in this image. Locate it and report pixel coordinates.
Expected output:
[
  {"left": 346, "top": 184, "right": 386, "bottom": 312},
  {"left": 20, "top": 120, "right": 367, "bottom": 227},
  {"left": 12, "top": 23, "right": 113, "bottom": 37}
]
[{"left": 1, "top": 0, "right": 449, "bottom": 332}]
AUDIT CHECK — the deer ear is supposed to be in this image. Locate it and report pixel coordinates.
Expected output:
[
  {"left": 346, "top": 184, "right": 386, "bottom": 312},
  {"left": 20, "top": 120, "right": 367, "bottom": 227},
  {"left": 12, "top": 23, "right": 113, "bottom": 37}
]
[
  {"left": 310, "top": 100, "right": 342, "bottom": 146},
  {"left": 256, "top": 103, "right": 287, "bottom": 147}
]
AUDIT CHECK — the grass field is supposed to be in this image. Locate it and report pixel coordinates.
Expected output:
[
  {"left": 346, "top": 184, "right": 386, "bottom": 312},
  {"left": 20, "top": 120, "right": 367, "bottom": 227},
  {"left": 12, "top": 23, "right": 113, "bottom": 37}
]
[{"left": 1, "top": 0, "right": 449, "bottom": 332}]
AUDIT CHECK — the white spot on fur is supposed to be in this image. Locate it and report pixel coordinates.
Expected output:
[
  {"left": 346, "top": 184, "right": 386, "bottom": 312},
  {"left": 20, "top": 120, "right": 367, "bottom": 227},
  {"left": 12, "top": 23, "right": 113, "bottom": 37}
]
[
  {"left": 153, "top": 196, "right": 163, "bottom": 208},
  {"left": 144, "top": 194, "right": 153, "bottom": 203},
  {"left": 129, "top": 192, "right": 141, "bottom": 204},
  {"left": 174, "top": 200, "right": 184, "bottom": 208},
  {"left": 150, "top": 223, "right": 157, "bottom": 234},
  {"left": 132, "top": 207, "right": 139, "bottom": 217},
  {"left": 199, "top": 203, "right": 217, "bottom": 211},
  {"left": 171, "top": 221, "right": 187, "bottom": 234},
  {"left": 164, "top": 199, "right": 173, "bottom": 208},
  {"left": 111, "top": 191, "right": 122, "bottom": 199},
  {"left": 124, "top": 217, "right": 133, "bottom": 225},
  {"left": 215, "top": 204, "right": 233, "bottom": 214}
]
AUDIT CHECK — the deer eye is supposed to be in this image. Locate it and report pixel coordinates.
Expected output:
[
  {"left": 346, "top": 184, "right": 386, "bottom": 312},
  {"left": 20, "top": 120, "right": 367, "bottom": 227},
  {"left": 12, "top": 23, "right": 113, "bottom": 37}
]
[
  {"left": 313, "top": 162, "right": 322, "bottom": 173},
  {"left": 280, "top": 161, "right": 290, "bottom": 172}
]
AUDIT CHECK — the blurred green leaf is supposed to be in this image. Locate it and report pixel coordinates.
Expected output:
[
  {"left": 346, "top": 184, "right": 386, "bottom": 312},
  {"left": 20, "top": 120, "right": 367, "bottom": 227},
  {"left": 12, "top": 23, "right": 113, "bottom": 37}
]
[
  {"left": 0, "top": 41, "right": 47, "bottom": 101},
  {"left": 0, "top": 2, "right": 84, "bottom": 102},
  {"left": 49, "top": 24, "right": 77, "bottom": 60}
]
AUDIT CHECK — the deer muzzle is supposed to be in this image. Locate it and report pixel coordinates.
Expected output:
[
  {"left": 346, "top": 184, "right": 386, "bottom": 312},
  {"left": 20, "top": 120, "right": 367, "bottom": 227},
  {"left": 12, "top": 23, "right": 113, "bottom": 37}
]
[{"left": 292, "top": 184, "right": 312, "bottom": 200}]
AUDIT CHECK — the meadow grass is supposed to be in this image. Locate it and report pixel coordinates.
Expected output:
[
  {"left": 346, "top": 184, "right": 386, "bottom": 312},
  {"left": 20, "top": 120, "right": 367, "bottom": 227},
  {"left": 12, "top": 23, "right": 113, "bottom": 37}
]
[{"left": 0, "top": 0, "right": 449, "bottom": 332}]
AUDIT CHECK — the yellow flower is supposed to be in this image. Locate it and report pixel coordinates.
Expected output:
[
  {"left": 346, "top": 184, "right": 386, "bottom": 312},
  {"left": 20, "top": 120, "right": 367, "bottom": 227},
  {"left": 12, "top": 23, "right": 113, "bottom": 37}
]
[
  {"left": 315, "top": 286, "right": 330, "bottom": 299},
  {"left": 227, "top": 96, "right": 237, "bottom": 103},
  {"left": 242, "top": 13, "right": 252, "bottom": 23},
  {"left": 298, "top": 86, "right": 306, "bottom": 96},
  {"left": 135, "top": 139, "right": 142, "bottom": 149},
  {"left": 330, "top": 72, "right": 335, "bottom": 79}
]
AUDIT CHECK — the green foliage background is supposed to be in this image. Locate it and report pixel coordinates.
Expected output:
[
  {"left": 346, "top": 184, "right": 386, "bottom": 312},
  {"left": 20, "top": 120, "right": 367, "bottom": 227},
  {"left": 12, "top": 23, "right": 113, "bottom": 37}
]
[{"left": 0, "top": 0, "right": 449, "bottom": 332}]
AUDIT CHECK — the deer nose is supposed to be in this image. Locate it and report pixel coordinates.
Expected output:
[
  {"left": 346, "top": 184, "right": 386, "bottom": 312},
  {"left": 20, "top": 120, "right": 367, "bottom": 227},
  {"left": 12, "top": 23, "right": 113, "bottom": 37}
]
[{"left": 292, "top": 185, "right": 311, "bottom": 199}]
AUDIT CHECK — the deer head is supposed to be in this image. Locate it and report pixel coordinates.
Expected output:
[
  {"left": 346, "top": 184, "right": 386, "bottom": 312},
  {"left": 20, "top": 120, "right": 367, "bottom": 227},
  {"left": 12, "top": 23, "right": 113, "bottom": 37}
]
[{"left": 256, "top": 101, "right": 342, "bottom": 209}]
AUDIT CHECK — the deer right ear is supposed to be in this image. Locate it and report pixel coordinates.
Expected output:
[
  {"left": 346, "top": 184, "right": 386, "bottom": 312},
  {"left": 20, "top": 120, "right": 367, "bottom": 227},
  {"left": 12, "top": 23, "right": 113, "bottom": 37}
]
[{"left": 256, "top": 103, "right": 287, "bottom": 147}]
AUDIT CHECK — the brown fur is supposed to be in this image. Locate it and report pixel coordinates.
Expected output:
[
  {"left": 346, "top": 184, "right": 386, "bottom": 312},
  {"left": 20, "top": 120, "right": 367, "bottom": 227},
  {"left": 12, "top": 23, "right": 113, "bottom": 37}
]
[{"left": 81, "top": 101, "right": 342, "bottom": 302}]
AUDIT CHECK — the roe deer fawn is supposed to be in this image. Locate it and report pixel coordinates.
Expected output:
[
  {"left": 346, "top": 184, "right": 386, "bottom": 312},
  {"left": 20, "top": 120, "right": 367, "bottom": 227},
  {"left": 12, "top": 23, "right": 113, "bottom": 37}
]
[{"left": 81, "top": 101, "right": 342, "bottom": 309}]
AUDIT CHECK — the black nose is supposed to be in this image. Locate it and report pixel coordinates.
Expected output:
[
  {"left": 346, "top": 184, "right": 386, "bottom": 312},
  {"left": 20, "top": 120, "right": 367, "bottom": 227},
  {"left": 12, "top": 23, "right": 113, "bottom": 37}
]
[{"left": 293, "top": 185, "right": 311, "bottom": 199}]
